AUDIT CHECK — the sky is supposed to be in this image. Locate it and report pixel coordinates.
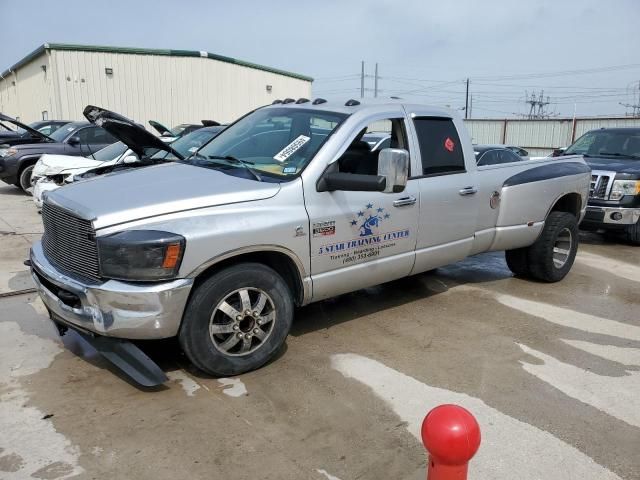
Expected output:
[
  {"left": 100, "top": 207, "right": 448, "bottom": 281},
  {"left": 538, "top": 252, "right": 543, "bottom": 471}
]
[{"left": 1, "top": 0, "right": 640, "bottom": 118}]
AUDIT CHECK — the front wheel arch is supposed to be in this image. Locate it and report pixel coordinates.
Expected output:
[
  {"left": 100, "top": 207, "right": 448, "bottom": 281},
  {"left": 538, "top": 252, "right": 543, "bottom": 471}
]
[{"left": 189, "top": 249, "right": 306, "bottom": 306}]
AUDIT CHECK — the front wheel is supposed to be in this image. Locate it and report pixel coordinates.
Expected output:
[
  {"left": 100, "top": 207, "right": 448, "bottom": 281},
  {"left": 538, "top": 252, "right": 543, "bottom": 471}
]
[
  {"left": 19, "top": 165, "right": 35, "bottom": 194},
  {"left": 179, "top": 263, "right": 294, "bottom": 376},
  {"left": 624, "top": 219, "right": 640, "bottom": 245}
]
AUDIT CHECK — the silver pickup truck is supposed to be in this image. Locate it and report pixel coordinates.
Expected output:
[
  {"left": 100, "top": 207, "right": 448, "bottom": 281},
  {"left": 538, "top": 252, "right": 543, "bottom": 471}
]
[{"left": 30, "top": 101, "right": 590, "bottom": 385}]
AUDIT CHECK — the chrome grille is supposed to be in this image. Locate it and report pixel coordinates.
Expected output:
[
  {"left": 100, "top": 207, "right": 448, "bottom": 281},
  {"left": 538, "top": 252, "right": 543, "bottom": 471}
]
[
  {"left": 41, "top": 201, "right": 101, "bottom": 282},
  {"left": 590, "top": 173, "right": 610, "bottom": 200}
]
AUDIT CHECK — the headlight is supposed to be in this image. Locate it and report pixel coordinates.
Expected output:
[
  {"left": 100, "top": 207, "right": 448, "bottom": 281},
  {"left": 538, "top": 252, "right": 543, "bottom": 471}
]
[
  {"left": 610, "top": 180, "right": 640, "bottom": 200},
  {"left": 0, "top": 147, "right": 18, "bottom": 158},
  {"left": 97, "top": 230, "right": 185, "bottom": 281}
]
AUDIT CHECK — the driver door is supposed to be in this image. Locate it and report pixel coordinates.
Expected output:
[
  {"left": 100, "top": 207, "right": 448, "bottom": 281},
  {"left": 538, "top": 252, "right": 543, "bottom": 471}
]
[{"left": 304, "top": 116, "right": 420, "bottom": 301}]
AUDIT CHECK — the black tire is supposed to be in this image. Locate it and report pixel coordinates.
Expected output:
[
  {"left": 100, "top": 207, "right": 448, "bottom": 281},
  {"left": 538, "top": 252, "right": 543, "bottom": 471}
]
[
  {"left": 179, "top": 263, "right": 294, "bottom": 376},
  {"left": 624, "top": 220, "right": 640, "bottom": 246},
  {"left": 505, "top": 247, "right": 530, "bottom": 277},
  {"left": 19, "top": 164, "right": 34, "bottom": 194},
  {"left": 526, "top": 211, "right": 579, "bottom": 282}
]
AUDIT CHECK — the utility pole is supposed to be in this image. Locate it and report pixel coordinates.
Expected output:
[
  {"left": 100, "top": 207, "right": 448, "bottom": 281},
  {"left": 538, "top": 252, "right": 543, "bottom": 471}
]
[
  {"left": 465, "top": 78, "right": 469, "bottom": 119},
  {"left": 374, "top": 63, "right": 379, "bottom": 98},
  {"left": 360, "top": 61, "right": 365, "bottom": 99},
  {"left": 469, "top": 94, "right": 473, "bottom": 118}
]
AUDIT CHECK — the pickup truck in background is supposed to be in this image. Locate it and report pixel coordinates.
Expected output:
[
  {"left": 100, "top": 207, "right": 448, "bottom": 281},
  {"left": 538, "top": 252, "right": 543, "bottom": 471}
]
[
  {"left": 30, "top": 101, "right": 590, "bottom": 385},
  {"left": 560, "top": 127, "right": 640, "bottom": 244}
]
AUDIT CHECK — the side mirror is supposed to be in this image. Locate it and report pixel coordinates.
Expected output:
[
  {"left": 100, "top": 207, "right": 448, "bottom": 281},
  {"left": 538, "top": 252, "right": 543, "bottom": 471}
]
[
  {"left": 551, "top": 148, "right": 565, "bottom": 157},
  {"left": 67, "top": 136, "right": 80, "bottom": 146},
  {"left": 377, "top": 148, "right": 409, "bottom": 193},
  {"left": 122, "top": 155, "right": 138, "bottom": 164},
  {"left": 318, "top": 172, "right": 386, "bottom": 192}
]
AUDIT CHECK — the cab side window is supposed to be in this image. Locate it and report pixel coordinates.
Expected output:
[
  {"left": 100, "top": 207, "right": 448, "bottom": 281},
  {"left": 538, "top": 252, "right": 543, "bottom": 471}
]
[
  {"left": 337, "top": 118, "right": 409, "bottom": 176},
  {"left": 413, "top": 117, "right": 465, "bottom": 176}
]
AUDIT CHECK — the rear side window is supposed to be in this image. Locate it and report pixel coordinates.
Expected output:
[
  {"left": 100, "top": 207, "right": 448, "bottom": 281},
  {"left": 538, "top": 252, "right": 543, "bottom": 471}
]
[{"left": 413, "top": 117, "right": 465, "bottom": 176}]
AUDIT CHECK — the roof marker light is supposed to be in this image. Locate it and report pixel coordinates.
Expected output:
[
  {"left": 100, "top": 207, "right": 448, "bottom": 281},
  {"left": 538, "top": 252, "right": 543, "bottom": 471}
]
[
  {"left": 272, "top": 99, "right": 283, "bottom": 104},
  {"left": 345, "top": 99, "right": 360, "bottom": 106},
  {"left": 296, "top": 98, "right": 310, "bottom": 104},
  {"left": 312, "top": 98, "right": 327, "bottom": 105},
  {"left": 282, "top": 98, "right": 296, "bottom": 104}
]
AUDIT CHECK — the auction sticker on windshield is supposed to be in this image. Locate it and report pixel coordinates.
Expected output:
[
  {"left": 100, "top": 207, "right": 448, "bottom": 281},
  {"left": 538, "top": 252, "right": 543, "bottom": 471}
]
[{"left": 273, "top": 135, "right": 310, "bottom": 162}]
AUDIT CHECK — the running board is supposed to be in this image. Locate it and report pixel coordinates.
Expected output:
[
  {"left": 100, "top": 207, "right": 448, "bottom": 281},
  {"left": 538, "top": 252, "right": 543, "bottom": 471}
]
[{"left": 74, "top": 330, "right": 168, "bottom": 387}]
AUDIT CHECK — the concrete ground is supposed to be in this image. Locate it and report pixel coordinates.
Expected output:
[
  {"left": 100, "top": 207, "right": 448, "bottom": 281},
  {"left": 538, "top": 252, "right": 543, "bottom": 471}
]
[{"left": 0, "top": 183, "right": 638, "bottom": 480}]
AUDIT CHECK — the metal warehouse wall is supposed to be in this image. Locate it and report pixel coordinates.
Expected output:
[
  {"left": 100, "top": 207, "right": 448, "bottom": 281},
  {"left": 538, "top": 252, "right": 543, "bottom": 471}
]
[
  {"left": 465, "top": 117, "right": 640, "bottom": 157},
  {"left": 1, "top": 49, "right": 312, "bottom": 127},
  {"left": 49, "top": 50, "right": 311, "bottom": 126},
  {"left": 0, "top": 53, "right": 55, "bottom": 122}
]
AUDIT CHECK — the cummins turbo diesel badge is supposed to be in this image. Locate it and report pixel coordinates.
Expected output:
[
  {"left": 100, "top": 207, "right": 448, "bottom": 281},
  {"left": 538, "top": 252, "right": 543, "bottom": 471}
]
[{"left": 273, "top": 135, "right": 310, "bottom": 162}]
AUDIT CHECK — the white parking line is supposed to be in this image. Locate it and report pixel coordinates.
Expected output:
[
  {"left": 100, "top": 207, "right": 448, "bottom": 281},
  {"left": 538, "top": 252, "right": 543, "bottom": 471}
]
[
  {"left": 494, "top": 293, "right": 640, "bottom": 341},
  {"left": 562, "top": 339, "right": 640, "bottom": 367},
  {"left": 577, "top": 251, "right": 640, "bottom": 283},
  {"left": 332, "top": 353, "right": 620, "bottom": 480},
  {"left": 518, "top": 343, "right": 640, "bottom": 428}
]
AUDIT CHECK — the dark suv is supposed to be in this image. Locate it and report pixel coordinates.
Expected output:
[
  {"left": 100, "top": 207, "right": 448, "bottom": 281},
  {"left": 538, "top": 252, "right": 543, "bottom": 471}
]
[
  {"left": 563, "top": 128, "right": 640, "bottom": 244},
  {"left": 0, "top": 121, "right": 116, "bottom": 192}
]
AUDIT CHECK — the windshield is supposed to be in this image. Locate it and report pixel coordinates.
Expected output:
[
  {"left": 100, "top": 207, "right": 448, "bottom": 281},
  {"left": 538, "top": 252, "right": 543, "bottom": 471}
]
[
  {"left": 49, "top": 124, "right": 77, "bottom": 142},
  {"left": 92, "top": 141, "right": 129, "bottom": 161},
  {"left": 152, "top": 127, "right": 223, "bottom": 160},
  {"left": 192, "top": 107, "right": 347, "bottom": 179},
  {"left": 565, "top": 130, "right": 640, "bottom": 158}
]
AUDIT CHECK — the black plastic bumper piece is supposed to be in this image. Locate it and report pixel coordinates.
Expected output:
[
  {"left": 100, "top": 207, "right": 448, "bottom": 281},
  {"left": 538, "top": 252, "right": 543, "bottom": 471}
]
[{"left": 52, "top": 315, "right": 168, "bottom": 387}]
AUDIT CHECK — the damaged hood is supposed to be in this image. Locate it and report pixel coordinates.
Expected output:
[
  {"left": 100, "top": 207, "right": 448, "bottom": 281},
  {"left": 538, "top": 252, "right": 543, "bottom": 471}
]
[
  {"left": 83, "top": 106, "right": 184, "bottom": 159},
  {"left": 34, "top": 154, "right": 116, "bottom": 177},
  {"left": 46, "top": 162, "right": 281, "bottom": 229}
]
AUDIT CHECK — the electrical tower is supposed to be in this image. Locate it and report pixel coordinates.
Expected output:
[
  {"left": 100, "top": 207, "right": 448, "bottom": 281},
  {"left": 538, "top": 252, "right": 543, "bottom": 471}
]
[
  {"left": 620, "top": 80, "right": 640, "bottom": 116},
  {"left": 525, "top": 90, "right": 553, "bottom": 119}
]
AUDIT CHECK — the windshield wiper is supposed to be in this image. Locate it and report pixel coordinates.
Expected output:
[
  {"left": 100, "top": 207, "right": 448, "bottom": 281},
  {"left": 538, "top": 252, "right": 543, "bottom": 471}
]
[
  {"left": 598, "top": 152, "right": 640, "bottom": 159},
  {"left": 207, "top": 155, "right": 262, "bottom": 181}
]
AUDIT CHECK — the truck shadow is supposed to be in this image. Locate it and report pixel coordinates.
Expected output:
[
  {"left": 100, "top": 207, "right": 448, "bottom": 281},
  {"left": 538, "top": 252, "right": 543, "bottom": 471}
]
[{"left": 291, "top": 251, "right": 512, "bottom": 337}]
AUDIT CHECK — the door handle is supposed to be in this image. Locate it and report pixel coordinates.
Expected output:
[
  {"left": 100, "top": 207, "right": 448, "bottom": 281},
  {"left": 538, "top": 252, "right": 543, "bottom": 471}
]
[
  {"left": 393, "top": 196, "right": 417, "bottom": 207},
  {"left": 458, "top": 186, "right": 477, "bottom": 196}
]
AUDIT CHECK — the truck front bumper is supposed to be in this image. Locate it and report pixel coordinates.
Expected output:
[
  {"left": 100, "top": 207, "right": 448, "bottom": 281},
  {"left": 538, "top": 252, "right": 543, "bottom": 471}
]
[
  {"left": 30, "top": 241, "right": 194, "bottom": 340},
  {"left": 583, "top": 206, "right": 640, "bottom": 227}
]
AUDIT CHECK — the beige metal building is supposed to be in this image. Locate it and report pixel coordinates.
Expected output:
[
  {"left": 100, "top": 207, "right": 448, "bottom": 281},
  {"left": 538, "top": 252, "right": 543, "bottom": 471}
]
[
  {"left": 465, "top": 116, "right": 640, "bottom": 157},
  {"left": 0, "top": 43, "right": 313, "bottom": 127}
]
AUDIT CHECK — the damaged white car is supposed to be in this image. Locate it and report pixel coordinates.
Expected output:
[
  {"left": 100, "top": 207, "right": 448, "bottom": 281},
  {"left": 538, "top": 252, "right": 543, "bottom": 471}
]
[{"left": 31, "top": 142, "right": 136, "bottom": 209}]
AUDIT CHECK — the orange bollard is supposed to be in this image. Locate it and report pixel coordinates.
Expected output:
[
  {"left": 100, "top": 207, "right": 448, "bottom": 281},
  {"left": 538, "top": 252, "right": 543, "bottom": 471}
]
[{"left": 421, "top": 404, "right": 481, "bottom": 480}]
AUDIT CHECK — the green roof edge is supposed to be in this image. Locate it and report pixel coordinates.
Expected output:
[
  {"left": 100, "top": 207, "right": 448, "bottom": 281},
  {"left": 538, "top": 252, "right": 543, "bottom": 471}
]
[{"left": 1, "top": 43, "right": 314, "bottom": 82}]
